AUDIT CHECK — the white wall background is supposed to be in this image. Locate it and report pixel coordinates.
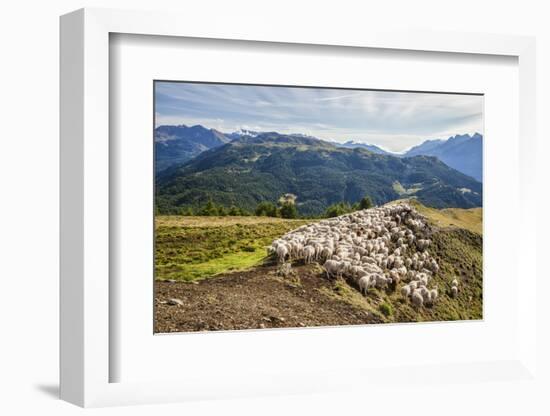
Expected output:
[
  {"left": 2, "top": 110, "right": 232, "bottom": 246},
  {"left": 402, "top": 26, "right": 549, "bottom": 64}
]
[{"left": 0, "top": 0, "right": 548, "bottom": 414}]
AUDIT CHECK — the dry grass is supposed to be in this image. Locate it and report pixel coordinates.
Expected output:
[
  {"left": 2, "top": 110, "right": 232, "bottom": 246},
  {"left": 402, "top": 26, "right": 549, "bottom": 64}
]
[
  {"left": 318, "top": 279, "right": 386, "bottom": 321},
  {"left": 155, "top": 215, "right": 310, "bottom": 228}
]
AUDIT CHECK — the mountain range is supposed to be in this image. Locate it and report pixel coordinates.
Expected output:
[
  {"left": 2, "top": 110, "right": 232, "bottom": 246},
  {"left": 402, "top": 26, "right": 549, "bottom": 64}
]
[
  {"left": 154, "top": 125, "right": 230, "bottom": 172},
  {"left": 155, "top": 131, "right": 482, "bottom": 216},
  {"left": 332, "top": 133, "right": 483, "bottom": 181},
  {"left": 155, "top": 126, "right": 482, "bottom": 182}
]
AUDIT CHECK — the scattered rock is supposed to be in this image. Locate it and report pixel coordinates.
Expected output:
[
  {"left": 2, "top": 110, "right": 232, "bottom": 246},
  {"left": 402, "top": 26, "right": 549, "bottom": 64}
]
[
  {"left": 167, "top": 298, "right": 184, "bottom": 306},
  {"left": 271, "top": 316, "right": 285, "bottom": 322}
]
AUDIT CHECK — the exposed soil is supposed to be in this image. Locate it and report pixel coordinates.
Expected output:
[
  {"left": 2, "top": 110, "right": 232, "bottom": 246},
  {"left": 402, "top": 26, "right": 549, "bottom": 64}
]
[{"left": 154, "top": 263, "right": 383, "bottom": 333}]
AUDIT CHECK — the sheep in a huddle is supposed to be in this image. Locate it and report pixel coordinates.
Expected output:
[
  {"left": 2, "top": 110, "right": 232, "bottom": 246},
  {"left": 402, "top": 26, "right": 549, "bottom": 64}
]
[{"left": 271, "top": 203, "right": 441, "bottom": 308}]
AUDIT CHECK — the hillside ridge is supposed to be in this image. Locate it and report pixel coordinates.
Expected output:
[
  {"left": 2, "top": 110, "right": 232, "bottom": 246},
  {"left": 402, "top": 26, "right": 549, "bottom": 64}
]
[{"left": 156, "top": 131, "right": 482, "bottom": 215}]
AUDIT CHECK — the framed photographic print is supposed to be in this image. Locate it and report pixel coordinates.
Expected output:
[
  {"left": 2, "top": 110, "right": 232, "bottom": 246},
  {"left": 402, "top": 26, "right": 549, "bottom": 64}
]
[
  {"left": 60, "top": 8, "right": 539, "bottom": 408},
  {"left": 152, "top": 81, "right": 484, "bottom": 334}
]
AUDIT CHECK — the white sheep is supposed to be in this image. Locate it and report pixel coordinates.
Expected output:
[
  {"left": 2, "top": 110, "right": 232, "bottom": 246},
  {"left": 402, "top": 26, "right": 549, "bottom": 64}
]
[
  {"left": 374, "top": 274, "right": 388, "bottom": 289},
  {"left": 393, "top": 257, "right": 404, "bottom": 269},
  {"left": 420, "top": 287, "right": 431, "bottom": 302},
  {"left": 430, "top": 259, "right": 439, "bottom": 273},
  {"left": 276, "top": 245, "right": 288, "bottom": 263},
  {"left": 349, "top": 265, "right": 364, "bottom": 278},
  {"left": 303, "top": 245, "right": 315, "bottom": 264},
  {"left": 451, "top": 286, "right": 459, "bottom": 298},
  {"left": 357, "top": 275, "right": 371, "bottom": 295},
  {"left": 411, "top": 290, "right": 424, "bottom": 307},
  {"left": 389, "top": 269, "right": 401, "bottom": 285},
  {"left": 323, "top": 259, "right": 342, "bottom": 279},
  {"left": 320, "top": 246, "right": 333, "bottom": 261}
]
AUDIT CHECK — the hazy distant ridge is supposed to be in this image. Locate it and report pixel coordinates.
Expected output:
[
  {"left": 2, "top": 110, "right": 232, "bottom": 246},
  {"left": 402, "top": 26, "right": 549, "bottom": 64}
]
[{"left": 402, "top": 133, "right": 482, "bottom": 181}]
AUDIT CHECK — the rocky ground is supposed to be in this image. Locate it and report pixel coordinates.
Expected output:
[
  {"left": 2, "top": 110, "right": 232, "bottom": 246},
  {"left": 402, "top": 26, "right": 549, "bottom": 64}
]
[{"left": 155, "top": 263, "right": 382, "bottom": 333}]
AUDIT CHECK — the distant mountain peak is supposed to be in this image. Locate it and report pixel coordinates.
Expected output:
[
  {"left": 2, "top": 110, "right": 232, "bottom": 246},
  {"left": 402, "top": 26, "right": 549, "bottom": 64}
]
[
  {"left": 472, "top": 132, "right": 483, "bottom": 140},
  {"left": 154, "top": 124, "right": 230, "bottom": 172},
  {"left": 335, "top": 140, "right": 391, "bottom": 155},
  {"left": 230, "top": 128, "right": 260, "bottom": 137},
  {"left": 403, "top": 133, "right": 482, "bottom": 182}
]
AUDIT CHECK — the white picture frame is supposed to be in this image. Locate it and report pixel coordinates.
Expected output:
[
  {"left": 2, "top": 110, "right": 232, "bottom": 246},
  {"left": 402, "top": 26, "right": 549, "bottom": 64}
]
[{"left": 60, "top": 7, "right": 538, "bottom": 408}]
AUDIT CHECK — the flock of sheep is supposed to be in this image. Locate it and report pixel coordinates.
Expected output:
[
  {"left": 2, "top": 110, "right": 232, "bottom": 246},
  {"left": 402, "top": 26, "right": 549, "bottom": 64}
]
[{"left": 270, "top": 203, "right": 460, "bottom": 308}]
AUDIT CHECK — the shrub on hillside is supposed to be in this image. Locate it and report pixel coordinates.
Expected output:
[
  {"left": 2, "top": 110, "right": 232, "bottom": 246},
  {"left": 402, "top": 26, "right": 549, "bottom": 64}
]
[
  {"left": 357, "top": 196, "right": 373, "bottom": 210},
  {"left": 255, "top": 201, "right": 279, "bottom": 217},
  {"left": 280, "top": 202, "right": 298, "bottom": 219},
  {"left": 198, "top": 199, "right": 219, "bottom": 216},
  {"left": 325, "top": 202, "right": 353, "bottom": 218}
]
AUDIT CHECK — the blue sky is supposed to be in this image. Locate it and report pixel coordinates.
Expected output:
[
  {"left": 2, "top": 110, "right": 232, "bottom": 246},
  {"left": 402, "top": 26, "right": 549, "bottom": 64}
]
[{"left": 155, "top": 81, "right": 483, "bottom": 153}]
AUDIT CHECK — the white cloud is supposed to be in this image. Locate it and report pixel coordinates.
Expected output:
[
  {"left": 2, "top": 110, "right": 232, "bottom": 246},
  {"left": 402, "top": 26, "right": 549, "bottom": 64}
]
[{"left": 155, "top": 82, "right": 483, "bottom": 152}]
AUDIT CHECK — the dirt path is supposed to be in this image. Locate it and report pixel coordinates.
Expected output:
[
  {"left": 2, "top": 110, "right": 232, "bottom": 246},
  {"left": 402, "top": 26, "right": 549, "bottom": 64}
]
[{"left": 154, "top": 263, "right": 382, "bottom": 333}]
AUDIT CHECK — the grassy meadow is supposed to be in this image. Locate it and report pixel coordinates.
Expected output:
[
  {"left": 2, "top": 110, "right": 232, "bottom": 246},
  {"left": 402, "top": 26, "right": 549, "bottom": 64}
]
[{"left": 155, "top": 216, "right": 312, "bottom": 281}]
